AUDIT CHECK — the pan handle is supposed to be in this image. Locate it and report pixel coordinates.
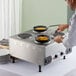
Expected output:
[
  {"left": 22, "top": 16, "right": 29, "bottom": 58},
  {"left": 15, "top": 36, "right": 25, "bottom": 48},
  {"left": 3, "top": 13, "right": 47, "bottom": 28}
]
[{"left": 48, "top": 24, "right": 59, "bottom": 28}]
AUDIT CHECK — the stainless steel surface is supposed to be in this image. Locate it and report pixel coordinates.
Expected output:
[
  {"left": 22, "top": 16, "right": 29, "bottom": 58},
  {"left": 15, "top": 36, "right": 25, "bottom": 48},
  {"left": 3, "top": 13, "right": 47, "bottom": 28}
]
[
  {"left": 10, "top": 29, "right": 55, "bottom": 45},
  {"left": 10, "top": 28, "right": 66, "bottom": 65},
  {"left": 10, "top": 38, "right": 45, "bottom": 65}
]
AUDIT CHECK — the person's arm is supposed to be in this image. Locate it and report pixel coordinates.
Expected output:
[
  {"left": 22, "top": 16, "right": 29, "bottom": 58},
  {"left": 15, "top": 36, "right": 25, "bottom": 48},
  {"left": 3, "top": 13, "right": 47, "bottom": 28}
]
[
  {"left": 57, "top": 24, "right": 69, "bottom": 32},
  {"left": 54, "top": 35, "right": 64, "bottom": 43}
]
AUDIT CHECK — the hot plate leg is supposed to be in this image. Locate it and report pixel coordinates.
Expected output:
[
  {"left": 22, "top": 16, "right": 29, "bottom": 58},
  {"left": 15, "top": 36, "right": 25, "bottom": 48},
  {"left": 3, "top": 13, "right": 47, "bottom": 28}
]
[
  {"left": 10, "top": 56, "right": 16, "bottom": 63},
  {"left": 39, "top": 65, "right": 41, "bottom": 72},
  {"left": 63, "top": 56, "right": 66, "bottom": 59}
]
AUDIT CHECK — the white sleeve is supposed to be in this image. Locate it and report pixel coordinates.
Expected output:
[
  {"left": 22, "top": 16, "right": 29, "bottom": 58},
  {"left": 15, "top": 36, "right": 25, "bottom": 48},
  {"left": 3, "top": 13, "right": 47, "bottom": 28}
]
[{"left": 62, "top": 33, "right": 72, "bottom": 49}]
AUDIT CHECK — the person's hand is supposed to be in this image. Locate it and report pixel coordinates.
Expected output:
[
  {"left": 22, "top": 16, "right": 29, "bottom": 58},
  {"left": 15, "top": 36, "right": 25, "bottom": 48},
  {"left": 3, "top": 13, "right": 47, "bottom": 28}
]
[
  {"left": 57, "top": 24, "right": 69, "bottom": 32},
  {"left": 54, "top": 35, "right": 64, "bottom": 43}
]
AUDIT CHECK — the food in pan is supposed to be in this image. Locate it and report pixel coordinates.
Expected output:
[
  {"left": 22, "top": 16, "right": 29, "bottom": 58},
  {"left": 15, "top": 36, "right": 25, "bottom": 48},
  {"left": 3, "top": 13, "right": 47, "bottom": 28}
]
[
  {"left": 35, "top": 35, "right": 50, "bottom": 43},
  {"left": 36, "top": 36, "right": 49, "bottom": 41},
  {"left": 34, "top": 26, "right": 47, "bottom": 32},
  {"left": 35, "top": 27, "right": 46, "bottom": 31}
]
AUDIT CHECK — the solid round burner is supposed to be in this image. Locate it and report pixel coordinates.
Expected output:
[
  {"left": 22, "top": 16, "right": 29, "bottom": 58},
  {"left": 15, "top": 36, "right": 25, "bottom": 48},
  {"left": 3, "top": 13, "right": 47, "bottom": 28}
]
[{"left": 18, "top": 33, "right": 32, "bottom": 39}]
